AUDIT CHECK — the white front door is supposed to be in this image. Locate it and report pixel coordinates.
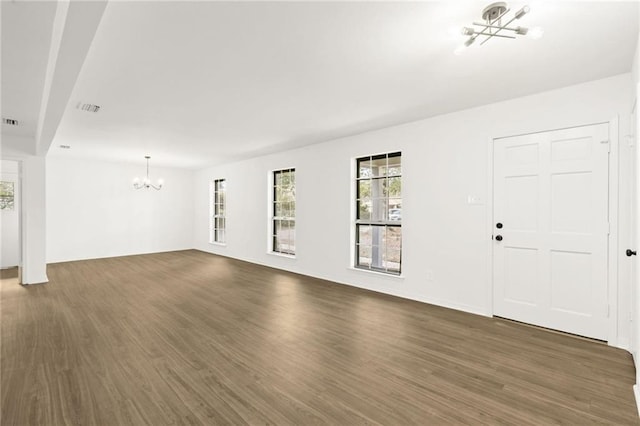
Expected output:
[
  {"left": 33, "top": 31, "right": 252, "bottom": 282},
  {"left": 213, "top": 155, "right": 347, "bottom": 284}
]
[{"left": 493, "top": 123, "right": 610, "bottom": 340}]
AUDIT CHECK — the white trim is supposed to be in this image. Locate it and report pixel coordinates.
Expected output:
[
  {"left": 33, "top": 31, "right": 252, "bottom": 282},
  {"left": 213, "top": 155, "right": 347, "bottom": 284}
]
[
  {"left": 608, "top": 116, "right": 620, "bottom": 348},
  {"left": 634, "top": 385, "right": 640, "bottom": 418},
  {"left": 348, "top": 266, "right": 404, "bottom": 280},
  {"left": 422, "top": 296, "right": 489, "bottom": 318},
  {"left": 485, "top": 137, "right": 495, "bottom": 317},
  {"left": 209, "top": 242, "right": 227, "bottom": 247},
  {"left": 267, "top": 251, "right": 296, "bottom": 259}
]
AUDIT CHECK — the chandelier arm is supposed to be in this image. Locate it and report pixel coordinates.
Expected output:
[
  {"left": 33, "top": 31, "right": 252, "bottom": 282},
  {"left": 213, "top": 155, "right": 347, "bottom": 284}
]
[
  {"left": 472, "top": 22, "right": 520, "bottom": 31},
  {"left": 474, "top": 32, "right": 516, "bottom": 39},
  {"left": 489, "top": 7, "right": 510, "bottom": 24},
  {"left": 465, "top": 7, "right": 510, "bottom": 47},
  {"left": 474, "top": 7, "right": 510, "bottom": 35},
  {"left": 480, "top": 14, "right": 519, "bottom": 45}
]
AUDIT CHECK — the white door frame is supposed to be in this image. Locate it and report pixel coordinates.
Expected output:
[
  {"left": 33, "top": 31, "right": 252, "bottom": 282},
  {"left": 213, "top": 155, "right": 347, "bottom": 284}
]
[{"left": 485, "top": 117, "right": 620, "bottom": 347}]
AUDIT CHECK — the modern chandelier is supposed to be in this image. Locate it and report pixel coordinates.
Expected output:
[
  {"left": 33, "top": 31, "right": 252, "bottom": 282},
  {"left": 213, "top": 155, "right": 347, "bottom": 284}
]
[
  {"left": 133, "top": 156, "right": 163, "bottom": 190},
  {"left": 455, "top": 2, "right": 543, "bottom": 54}
]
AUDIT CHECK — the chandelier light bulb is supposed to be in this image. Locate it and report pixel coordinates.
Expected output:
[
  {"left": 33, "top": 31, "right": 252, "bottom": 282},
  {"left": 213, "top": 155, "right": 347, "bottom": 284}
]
[
  {"left": 461, "top": 27, "right": 475, "bottom": 36},
  {"left": 515, "top": 5, "right": 530, "bottom": 19},
  {"left": 528, "top": 26, "right": 544, "bottom": 39}
]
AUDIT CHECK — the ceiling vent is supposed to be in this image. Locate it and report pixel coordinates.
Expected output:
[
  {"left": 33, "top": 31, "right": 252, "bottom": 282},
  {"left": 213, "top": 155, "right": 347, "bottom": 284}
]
[
  {"left": 76, "top": 103, "right": 101, "bottom": 113},
  {"left": 2, "top": 118, "right": 18, "bottom": 126}
]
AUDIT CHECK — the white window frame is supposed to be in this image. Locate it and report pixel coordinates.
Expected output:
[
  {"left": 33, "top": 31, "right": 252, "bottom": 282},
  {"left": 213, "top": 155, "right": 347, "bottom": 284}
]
[
  {"left": 210, "top": 178, "right": 226, "bottom": 245},
  {"left": 269, "top": 168, "right": 296, "bottom": 257},
  {"left": 354, "top": 152, "right": 402, "bottom": 275}
]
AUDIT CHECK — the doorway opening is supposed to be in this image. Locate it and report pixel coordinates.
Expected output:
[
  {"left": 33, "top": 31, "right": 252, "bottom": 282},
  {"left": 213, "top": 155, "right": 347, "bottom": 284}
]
[{"left": 1, "top": 160, "right": 21, "bottom": 283}]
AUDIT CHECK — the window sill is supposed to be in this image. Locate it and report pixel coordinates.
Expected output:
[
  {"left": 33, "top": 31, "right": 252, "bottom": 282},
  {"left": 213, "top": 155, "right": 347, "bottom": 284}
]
[
  {"left": 209, "top": 242, "right": 227, "bottom": 247},
  {"left": 267, "top": 251, "right": 296, "bottom": 259},
  {"left": 349, "top": 267, "right": 404, "bottom": 279}
]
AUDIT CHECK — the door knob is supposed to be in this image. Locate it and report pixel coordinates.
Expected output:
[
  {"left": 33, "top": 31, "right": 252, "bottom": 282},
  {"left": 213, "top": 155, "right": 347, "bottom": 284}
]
[
  {"left": 495, "top": 235, "right": 503, "bottom": 241},
  {"left": 627, "top": 249, "right": 637, "bottom": 257},
  {"left": 496, "top": 222, "right": 503, "bottom": 229}
]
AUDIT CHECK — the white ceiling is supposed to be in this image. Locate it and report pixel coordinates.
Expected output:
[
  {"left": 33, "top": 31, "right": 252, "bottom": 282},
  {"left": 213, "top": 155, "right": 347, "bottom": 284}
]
[
  {"left": 10, "top": 1, "right": 640, "bottom": 169},
  {"left": 1, "top": 1, "right": 57, "bottom": 139}
]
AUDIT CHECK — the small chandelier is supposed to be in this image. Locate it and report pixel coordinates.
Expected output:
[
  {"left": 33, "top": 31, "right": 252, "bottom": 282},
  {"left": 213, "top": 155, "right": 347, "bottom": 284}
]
[
  {"left": 455, "top": 2, "right": 543, "bottom": 54},
  {"left": 133, "top": 156, "right": 163, "bottom": 190}
]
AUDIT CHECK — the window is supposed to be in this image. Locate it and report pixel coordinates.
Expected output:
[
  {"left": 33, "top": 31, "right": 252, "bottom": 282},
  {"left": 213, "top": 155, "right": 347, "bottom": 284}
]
[
  {"left": 0, "top": 181, "right": 14, "bottom": 210},
  {"left": 355, "top": 152, "right": 402, "bottom": 274},
  {"left": 272, "top": 168, "right": 295, "bottom": 255},
  {"left": 211, "top": 179, "right": 226, "bottom": 243}
]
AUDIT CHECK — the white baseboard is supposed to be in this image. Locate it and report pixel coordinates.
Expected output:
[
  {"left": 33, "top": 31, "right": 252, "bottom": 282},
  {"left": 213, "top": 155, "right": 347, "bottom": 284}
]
[{"left": 634, "top": 385, "right": 640, "bottom": 418}]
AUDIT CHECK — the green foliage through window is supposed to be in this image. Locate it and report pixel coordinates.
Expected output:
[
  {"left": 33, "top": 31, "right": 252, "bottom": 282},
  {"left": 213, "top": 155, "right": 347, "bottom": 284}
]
[{"left": 0, "top": 181, "right": 14, "bottom": 210}]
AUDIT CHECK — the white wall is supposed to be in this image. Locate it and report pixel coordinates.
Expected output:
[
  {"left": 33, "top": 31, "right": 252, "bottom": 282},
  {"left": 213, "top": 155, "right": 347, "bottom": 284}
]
[
  {"left": 194, "top": 73, "right": 633, "bottom": 347},
  {"left": 46, "top": 157, "right": 194, "bottom": 263},
  {"left": 1, "top": 161, "right": 20, "bottom": 268},
  {"left": 1, "top": 134, "right": 49, "bottom": 283},
  {"left": 21, "top": 155, "right": 48, "bottom": 283}
]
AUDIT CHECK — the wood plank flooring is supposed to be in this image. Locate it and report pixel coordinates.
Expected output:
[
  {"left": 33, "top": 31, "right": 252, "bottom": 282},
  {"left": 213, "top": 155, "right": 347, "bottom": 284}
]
[{"left": 1, "top": 250, "right": 638, "bottom": 425}]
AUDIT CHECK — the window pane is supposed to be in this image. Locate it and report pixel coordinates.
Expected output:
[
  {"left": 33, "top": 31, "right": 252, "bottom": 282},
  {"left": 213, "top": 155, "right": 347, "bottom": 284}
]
[
  {"left": 370, "top": 154, "right": 387, "bottom": 177},
  {"left": 387, "top": 226, "right": 402, "bottom": 253},
  {"left": 357, "top": 180, "right": 371, "bottom": 199},
  {"left": 358, "top": 157, "right": 372, "bottom": 179},
  {"left": 357, "top": 245, "right": 372, "bottom": 268},
  {"left": 388, "top": 177, "right": 401, "bottom": 197},
  {"left": 371, "top": 198, "right": 386, "bottom": 221},
  {"left": 358, "top": 199, "right": 371, "bottom": 220},
  {"left": 384, "top": 250, "right": 401, "bottom": 273},
  {"left": 387, "top": 153, "right": 401, "bottom": 177},
  {"left": 275, "top": 220, "right": 295, "bottom": 254},
  {"left": 357, "top": 225, "right": 371, "bottom": 246}
]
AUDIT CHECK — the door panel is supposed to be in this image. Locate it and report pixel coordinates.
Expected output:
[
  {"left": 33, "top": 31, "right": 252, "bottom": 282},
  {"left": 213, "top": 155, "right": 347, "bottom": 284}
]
[{"left": 493, "top": 123, "right": 609, "bottom": 340}]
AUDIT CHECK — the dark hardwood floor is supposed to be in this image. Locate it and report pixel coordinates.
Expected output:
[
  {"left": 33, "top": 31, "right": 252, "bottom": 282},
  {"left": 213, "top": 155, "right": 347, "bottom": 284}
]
[{"left": 1, "top": 250, "right": 638, "bottom": 425}]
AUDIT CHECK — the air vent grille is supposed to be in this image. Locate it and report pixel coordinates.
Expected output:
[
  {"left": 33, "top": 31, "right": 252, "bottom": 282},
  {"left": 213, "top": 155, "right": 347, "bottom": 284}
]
[
  {"left": 77, "top": 103, "right": 101, "bottom": 113},
  {"left": 2, "top": 118, "right": 18, "bottom": 126}
]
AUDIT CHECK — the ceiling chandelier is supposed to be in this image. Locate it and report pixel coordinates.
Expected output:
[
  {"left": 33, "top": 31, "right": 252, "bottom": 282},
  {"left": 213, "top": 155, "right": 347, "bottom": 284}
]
[
  {"left": 133, "top": 156, "right": 163, "bottom": 190},
  {"left": 455, "top": 2, "right": 543, "bottom": 54}
]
